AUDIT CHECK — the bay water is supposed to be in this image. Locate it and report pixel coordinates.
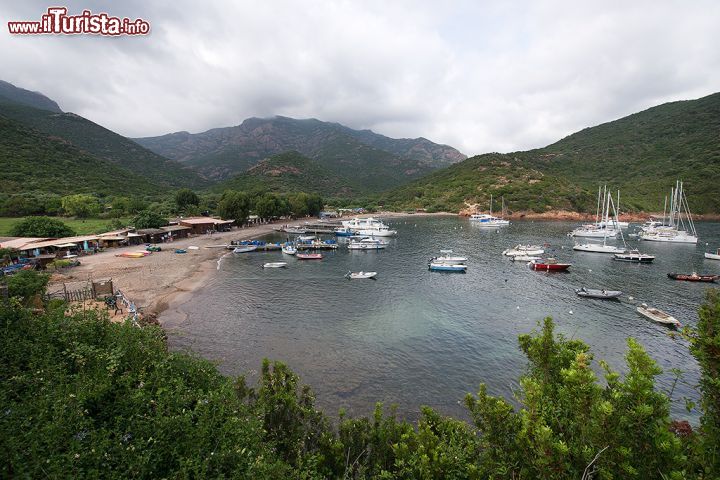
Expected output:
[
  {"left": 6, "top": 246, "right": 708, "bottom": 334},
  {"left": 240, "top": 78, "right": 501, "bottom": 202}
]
[{"left": 167, "top": 217, "right": 720, "bottom": 421}]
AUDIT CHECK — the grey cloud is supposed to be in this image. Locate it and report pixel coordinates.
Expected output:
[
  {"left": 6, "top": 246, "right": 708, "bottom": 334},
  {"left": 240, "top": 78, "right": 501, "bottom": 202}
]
[{"left": 1, "top": 0, "right": 718, "bottom": 155}]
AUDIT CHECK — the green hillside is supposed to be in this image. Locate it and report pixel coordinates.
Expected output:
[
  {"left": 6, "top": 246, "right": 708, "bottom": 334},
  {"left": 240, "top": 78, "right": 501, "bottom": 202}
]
[
  {"left": 0, "top": 116, "right": 155, "bottom": 197},
  {"left": 520, "top": 92, "right": 720, "bottom": 213},
  {"left": 216, "top": 151, "right": 354, "bottom": 196},
  {"left": 379, "top": 153, "right": 591, "bottom": 213},
  {"left": 136, "top": 116, "right": 464, "bottom": 192},
  {"left": 0, "top": 101, "right": 207, "bottom": 189},
  {"left": 382, "top": 92, "right": 720, "bottom": 213}
]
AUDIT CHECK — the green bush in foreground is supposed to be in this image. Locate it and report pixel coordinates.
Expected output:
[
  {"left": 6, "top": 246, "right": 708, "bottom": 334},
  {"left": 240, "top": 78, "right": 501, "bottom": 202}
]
[{"left": 1, "top": 282, "right": 718, "bottom": 478}]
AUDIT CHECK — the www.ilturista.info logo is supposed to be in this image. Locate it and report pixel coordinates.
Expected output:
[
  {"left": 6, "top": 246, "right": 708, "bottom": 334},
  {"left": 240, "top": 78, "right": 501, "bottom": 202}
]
[{"left": 8, "top": 7, "right": 150, "bottom": 36}]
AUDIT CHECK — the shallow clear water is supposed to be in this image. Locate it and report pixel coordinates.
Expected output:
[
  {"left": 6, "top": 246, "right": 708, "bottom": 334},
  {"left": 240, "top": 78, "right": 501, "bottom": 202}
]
[{"left": 166, "top": 217, "right": 720, "bottom": 422}]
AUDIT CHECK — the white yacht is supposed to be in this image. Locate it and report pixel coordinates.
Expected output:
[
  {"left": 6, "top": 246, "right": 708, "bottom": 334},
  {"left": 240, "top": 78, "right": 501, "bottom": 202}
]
[
  {"left": 342, "top": 217, "right": 397, "bottom": 237},
  {"left": 639, "top": 181, "right": 698, "bottom": 244},
  {"left": 348, "top": 237, "right": 388, "bottom": 250}
]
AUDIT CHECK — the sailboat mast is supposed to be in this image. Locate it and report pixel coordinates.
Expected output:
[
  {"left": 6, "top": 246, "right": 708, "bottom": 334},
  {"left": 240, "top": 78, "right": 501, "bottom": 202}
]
[
  {"left": 595, "top": 186, "right": 601, "bottom": 225},
  {"left": 489, "top": 194, "right": 493, "bottom": 216},
  {"left": 662, "top": 195, "right": 667, "bottom": 225}
]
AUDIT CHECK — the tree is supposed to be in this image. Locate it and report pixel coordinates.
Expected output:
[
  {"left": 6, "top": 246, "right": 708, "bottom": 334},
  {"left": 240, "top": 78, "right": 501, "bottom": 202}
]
[
  {"left": 6, "top": 270, "right": 50, "bottom": 303},
  {"left": 254, "top": 193, "right": 283, "bottom": 221},
  {"left": 288, "top": 193, "right": 310, "bottom": 218},
  {"left": 690, "top": 289, "right": 720, "bottom": 475},
  {"left": 61, "top": 194, "right": 101, "bottom": 218},
  {"left": 131, "top": 210, "right": 168, "bottom": 229},
  {"left": 218, "top": 190, "right": 251, "bottom": 225},
  {"left": 175, "top": 189, "right": 200, "bottom": 211},
  {"left": 10, "top": 216, "right": 76, "bottom": 238}
]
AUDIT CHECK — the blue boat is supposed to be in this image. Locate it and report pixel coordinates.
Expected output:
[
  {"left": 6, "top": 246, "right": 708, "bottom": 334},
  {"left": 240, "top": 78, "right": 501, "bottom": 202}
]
[
  {"left": 428, "top": 262, "right": 467, "bottom": 272},
  {"left": 334, "top": 227, "right": 354, "bottom": 237}
]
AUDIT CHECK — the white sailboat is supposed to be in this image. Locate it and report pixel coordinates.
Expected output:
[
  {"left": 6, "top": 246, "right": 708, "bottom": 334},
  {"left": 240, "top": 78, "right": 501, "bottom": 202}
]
[
  {"left": 573, "top": 191, "right": 624, "bottom": 254},
  {"left": 639, "top": 181, "right": 698, "bottom": 244},
  {"left": 570, "top": 186, "right": 620, "bottom": 238},
  {"left": 469, "top": 195, "right": 510, "bottom": 227}
]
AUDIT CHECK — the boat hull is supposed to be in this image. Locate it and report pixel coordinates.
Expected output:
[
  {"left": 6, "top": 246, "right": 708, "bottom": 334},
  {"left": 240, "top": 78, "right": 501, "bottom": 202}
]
[
  {"left": 640, "top": 233, "right": 698, "bottom": 243},
  {"left": 667, "top": 273, "right": 717, "bottom": 283},
  {"left": 297, "top": 253, "right": 323, "bottom": 260},
  {"left": 705, "top": 252, "right": 720, "bottom": 260},
  {"left": 573, "top": 244, "right": 624, "bottom": 254},
  {"left": 637, "top": 306, "right": 680, "bottom": 327},
  {"left": 428, "top": 263, "right": 467, "bottom": 272},
  {"left": 613, "top": 253, "right": 655, "bottom": 263},
  {"left": 575, "top": 288, "right": 622, "bottom": 299},
  {"left": 233, "top": 246, "right": 257, "bottom": 253},
  {"left": 530, "top": 262, "right": 571, "bottom": 271}
]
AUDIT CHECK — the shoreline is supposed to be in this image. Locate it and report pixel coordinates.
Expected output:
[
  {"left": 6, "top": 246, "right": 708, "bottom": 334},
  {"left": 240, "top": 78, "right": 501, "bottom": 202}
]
[{"left": 49, "top": 210, "right": 718, "bottom": 329}]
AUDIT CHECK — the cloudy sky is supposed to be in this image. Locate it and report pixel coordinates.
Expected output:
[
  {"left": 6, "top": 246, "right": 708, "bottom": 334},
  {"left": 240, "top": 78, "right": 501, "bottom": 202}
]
[{"left": 1, "top": 0, "right": 719, "bottom": 155}]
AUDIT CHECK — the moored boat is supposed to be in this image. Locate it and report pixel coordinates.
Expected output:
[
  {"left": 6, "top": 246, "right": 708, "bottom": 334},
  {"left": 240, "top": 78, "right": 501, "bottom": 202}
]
[
  {"left": 297, "top": 253, "right": 323, "bottom": 260},
  {"left": 575, "top": 287, "right": 622, "bottom": 299},
  {"left": 348, "top": 237, "right": 388, "bottom": 250},
  {"left": 529, "top": 258, "right": 571, "bottom": 271},
  {"left": 573, "top": 243, "right": 625, "bottom": 254},
  {"left": 233, "top": 245, "right": 258, "bottom": 253},
  {"left": 281, "top": 244, "right": 297, "bottom": 255},
  {"left": 430, "top": 250, "right": 467, "bottom": 265},
  {"left": 334, "top": 227, "right": 354, "bottom": 237},
  {"left": 345, "top": 271, "right": 377, "bottom": 279},
  {"left": 667, "top": 272, "right": 718, "bottom": 283},
  {"left": 705, "top": 248, "right": 720, "bottom": 260},
  {"left": 262, "top": 262, "right": 287, "bottom": 268},
  {"left": 510, "top": 255, "right": 542, "bottom": 262},
  {"left": 428, "top": 262, "right": 467, "bottom": 272},
  {"left": 613, "top": 249, "right": 655, "bottom": 263},
  {"left": 637, "top": 303, "right": 681, "bottom": 327},
  {"left": 503, "top": 244, "right": 544, "bottom": 256}
]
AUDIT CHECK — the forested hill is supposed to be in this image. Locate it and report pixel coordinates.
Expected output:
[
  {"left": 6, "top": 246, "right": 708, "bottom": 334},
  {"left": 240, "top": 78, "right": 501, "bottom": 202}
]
[
  {"left": 135, "top": 116, "right": 466, "bottom": 192},
  {"left": 215, "top": 151, "right": 355, "bottom": 197},
  {"left": 380, "top": 92, "right": 720, "bottom": 214},
  {"left": 0, "top": 100, "right": 207, "bottom": 190}
]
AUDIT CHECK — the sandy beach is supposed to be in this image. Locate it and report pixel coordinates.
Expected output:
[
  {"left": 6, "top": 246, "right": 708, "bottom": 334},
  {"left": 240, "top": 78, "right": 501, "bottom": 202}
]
[{"left": 48, "top": 220, "right": 298, "bottom": 323}]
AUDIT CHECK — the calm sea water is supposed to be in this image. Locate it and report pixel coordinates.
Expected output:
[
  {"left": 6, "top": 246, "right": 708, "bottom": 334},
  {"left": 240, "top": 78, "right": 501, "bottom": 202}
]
[{"left": 166, "top": 217, "right": 720, "bottom": 422}]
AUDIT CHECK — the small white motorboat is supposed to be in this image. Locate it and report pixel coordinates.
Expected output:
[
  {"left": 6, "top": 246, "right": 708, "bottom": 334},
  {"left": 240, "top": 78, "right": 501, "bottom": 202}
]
[
  {"left": 345, "top": 271, "right": 378, "bottom": 279},
  {"left": 705, "top": 248, "right": 720, "bottom": 261},
  {"left": 428, "top": 262, "right": 467, "bottom": 272},
  {"left": 281, "top": 245, "right": 297, "bottom": 255},
  {"left": 637, "top": 303, "right": 681, "bottom": 327},
  {"left": 298, "top": 235, "right": 316, "bottom": 242},
  {"left": 430, "top": 250, "right": 467, "bottom": 265},
  {"left": 233, "top": 245, "right": 258, "bottom": 253},
  {"left": 262, "top": 262, "right": 287, "bottom": 268},
  {"left": 502, "top": 244, "right": 544, "bottom": 256},
  {"left": 575, "top": 287, "right": 622, "bottom": 299},
  {"left": 510, "top": 255, "right": 542, "bottom": 262}
]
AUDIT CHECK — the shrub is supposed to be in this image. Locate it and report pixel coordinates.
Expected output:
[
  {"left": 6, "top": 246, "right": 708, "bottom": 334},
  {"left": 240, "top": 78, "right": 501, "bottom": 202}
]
[{"left": 10, "top": 216, "right": 77, "bottom": 238}]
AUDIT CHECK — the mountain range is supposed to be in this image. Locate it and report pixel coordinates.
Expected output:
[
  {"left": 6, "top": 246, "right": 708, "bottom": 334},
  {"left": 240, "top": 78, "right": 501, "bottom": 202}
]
[
  {"left": 135, "top": 116, "right": 466, "bottom": 192},
  {"left": 1, "top": 78, "right": 719, "bottom": 214}
]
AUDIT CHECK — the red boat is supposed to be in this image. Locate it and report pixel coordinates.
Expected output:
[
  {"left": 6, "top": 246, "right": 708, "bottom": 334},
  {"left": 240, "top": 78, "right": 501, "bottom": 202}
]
[
  {"left": 529, "top": 258, "right": 571, "bottom": 272},
  {"left": 667, "top": 273, "right": 718, "bottom": 283},
  {"left": 297, "top": 253, "right": 323, "bottom": 260}
]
